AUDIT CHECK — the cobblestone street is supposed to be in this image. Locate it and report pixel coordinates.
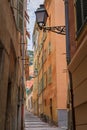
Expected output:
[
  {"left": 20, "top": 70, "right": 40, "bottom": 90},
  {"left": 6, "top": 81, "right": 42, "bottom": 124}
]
[{"left": 24, "top": 110, "right": 66, "bottom": 130}]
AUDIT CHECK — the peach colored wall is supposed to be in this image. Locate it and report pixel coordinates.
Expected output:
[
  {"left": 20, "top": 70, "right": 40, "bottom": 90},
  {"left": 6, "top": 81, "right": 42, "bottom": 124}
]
[
  {"left": 55, "top": 0, "right": 67, "bottom": 109},
  {"left": 46, "top": 0, "right": 67, "bottom": 109},
  {"left": 42, "top": 0, "right": 68, "bottom": 123},
  {"left": 33, "top": 0, "right": 68, "bottom": 124}
]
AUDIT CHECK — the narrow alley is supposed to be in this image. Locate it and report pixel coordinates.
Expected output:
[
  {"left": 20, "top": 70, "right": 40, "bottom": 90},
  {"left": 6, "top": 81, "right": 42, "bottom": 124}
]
[
  {"left": 24, "top": 109, "right": 65, "bottom": 130},
  {"left": 0, "top": 0, "right": 87, "bottom": 130}
]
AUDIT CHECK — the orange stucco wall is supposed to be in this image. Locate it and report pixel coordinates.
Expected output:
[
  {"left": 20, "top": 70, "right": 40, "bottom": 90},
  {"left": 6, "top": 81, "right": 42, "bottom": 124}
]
[{"left": 45, "top": 0, "right": 67, "bottom": 109}]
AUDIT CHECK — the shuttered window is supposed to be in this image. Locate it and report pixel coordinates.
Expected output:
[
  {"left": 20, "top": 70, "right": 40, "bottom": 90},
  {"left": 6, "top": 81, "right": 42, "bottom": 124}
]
[
  {"left": 47, "top": 65, "right": 52, "bottom": 84},
  {"left": 10, "top": 0, "right": 24, "bottom": 34},
  {"left": 76, "top": 0, "right": 87, "bottom": 34},
  {"left": 83, "top": 1, "right": 87, "bottom": 20},
  {"left": 76, "top": 0, "right": 82, "bottom": 32},
  {"left": 0, "top": 49, "right": 3, "bottom": 65},
  {"left": 39, "top": 78, "right": 43, "bottom": 94},
  {"left": 17, "top": 0, "right": 24, "bottom": 34},
  {"left": 48, "top": 42, "right": 51, "bottom": 55},
  {"left": 43, "top": 72, "right": 47, "bottom": 88},
  {"left": 10, "top": 0, "right": 17, "bottom": 24},
  {"left": 0, "top": 43, "right": 4, "bottom": 80}
]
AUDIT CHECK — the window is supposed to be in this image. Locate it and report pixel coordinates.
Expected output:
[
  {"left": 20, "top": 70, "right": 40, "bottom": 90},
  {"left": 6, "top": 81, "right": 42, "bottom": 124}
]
[
  {"left": 39, "top": 78, "right": 43, "bottom": 94},
  {"left": 43, "top": 72, "right": 47, "bottom": 88},
  {"left": 10, "top": 0, "right": 17, "bottom": 23},
  {"left": 48, "top": 42, "right": 51, "bottom": 55},
  {"left": 50, "top": 98, "right": 52, "bottom": 107},
  {"left": 76, "top": 0, "right": 87, "bottom": 35},
  {"left": 42, "top": 49, "right": 47, "bottom": 64},
  {"left": 47, "top": 65, "right": 52, "bottom": 84},
  {"left": 39, "top": 56, "right": 42, "bottom": 71},
  {"left": 0, "top": 48, "right": 3, "bottom": 66},
  {"left": 44, "top": 99, "right": 46, "bottom": 106},
  {"left": 31, "top": 96, "right": 33, "bottom": 108},
  {"left": 0, "top": 43, "right": 4, "bottom": 78},
  {"left": 42, "top": 76, "right": 44, "bottom": 90},
  {"left": 17, "top": 0, "right": 24, "bottom": 34},
  {"left": 10, "top": 0, "right": 24, "bottom": 34}
]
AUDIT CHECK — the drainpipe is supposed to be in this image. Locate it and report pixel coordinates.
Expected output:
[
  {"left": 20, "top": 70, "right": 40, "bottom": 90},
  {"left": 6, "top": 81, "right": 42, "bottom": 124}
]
[{"left": 64, "top": 0, "right": 76, "bottom": 130}]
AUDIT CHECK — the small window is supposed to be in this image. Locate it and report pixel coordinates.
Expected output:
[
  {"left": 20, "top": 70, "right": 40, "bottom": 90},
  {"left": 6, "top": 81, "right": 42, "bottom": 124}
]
[
  {"left": 48, "top": 42, "right": 51, "bottom": 55},
  {"left": 47, "top": 65, "right": 52, "bottom": 84},
  {"left": 42, "top": 49, "right": 47, "bottom": 64},
  {"left": 0, "top": 49, "right": 3, "bottom": 64},
  {"left": 17, "top": 0, "right": 24, "bottom": 34},
  {"left": 0, "top": 43, "right": 4, "bottom": 74},
  {"left": 50, "top": 98, "right": 52, "bottom": 107},
  {"left": 44, "top": 99, "right": 46, "bottom": 106},
  {"left": 76, "top": 0, "right": 87, "bottom": 35},
  {"left": 10, "top": 0, "right": 24, "bottom": 34},
  {"left": 43, "top": 72, "right": 47, "bottom": 88},
  {"left": 38, "top": 78, "right": 43, "bottom": 94}
]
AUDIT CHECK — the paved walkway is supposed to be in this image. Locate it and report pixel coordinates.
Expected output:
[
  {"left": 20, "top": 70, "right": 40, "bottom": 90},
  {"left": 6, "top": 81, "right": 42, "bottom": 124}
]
[{"left": 24, "top": 110, "right": 67, "bottom": 130}]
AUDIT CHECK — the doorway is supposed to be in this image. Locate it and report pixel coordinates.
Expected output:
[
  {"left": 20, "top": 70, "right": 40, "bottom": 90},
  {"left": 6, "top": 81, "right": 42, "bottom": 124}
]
[
  {"left": 5, "top": 79, "right": 11, "bottom": 130},
  {"left": 50, "top": 98, "right": 53, "bottom": 121}
]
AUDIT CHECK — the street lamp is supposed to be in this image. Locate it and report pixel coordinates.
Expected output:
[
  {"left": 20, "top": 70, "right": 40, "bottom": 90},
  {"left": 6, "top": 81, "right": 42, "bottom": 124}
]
[{"left": 35, "top": 4, "right": 66, "bottom": 35}]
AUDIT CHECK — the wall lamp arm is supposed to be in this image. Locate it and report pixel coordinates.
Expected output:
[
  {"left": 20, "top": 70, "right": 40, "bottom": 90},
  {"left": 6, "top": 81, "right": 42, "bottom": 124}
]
[{"left": 39, "top": 25, "right": 66, "bottom": 35}]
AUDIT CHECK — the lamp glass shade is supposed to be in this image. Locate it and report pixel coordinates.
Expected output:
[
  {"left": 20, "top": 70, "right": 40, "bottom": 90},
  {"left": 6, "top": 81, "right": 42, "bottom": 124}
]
[{"left": 35, "top": 5, "right": 48, "bottom": 26}]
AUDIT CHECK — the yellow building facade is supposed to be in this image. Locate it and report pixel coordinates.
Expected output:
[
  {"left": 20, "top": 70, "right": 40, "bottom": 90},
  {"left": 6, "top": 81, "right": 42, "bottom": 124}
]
[{"left": 33, "top": 0, "right": 68, "bottom": 128}]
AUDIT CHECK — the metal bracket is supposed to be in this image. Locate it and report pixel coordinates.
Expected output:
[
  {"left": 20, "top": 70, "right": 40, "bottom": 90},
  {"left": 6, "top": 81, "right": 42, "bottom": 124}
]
[{"left": 41, "top": 26, "right": 66, "bottom": 35}]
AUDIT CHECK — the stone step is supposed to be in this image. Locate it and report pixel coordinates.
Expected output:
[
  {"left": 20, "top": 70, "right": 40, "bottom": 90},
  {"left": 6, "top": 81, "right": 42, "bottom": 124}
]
[{"left": 25, "top": 121, "right": 49, "bottom": 125}]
